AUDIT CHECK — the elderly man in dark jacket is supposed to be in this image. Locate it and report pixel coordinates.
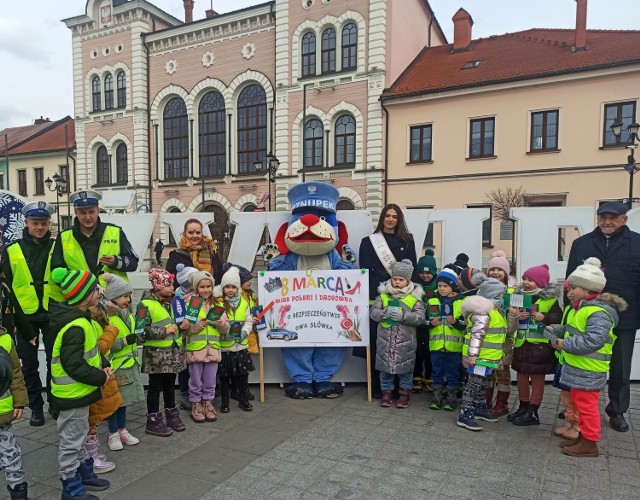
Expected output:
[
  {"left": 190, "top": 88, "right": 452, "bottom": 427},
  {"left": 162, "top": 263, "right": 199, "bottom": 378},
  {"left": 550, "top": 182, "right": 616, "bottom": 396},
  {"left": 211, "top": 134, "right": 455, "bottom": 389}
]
[{"left": 566, "top": 201, "right": 640, "bottom": 432}]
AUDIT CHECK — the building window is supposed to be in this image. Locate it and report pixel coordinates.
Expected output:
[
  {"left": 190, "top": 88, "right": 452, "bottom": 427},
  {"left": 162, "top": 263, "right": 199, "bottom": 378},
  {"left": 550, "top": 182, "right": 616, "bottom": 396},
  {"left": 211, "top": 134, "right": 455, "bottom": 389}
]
[
  {"left": 334, "top": 114, "right": 356, "bottom": 166},
  {"left": 92, "top": 76, "right": 101, "bottom": 112},
  {"left": 301, "top": 32, "right": 316, "bottom": 77},
  {"left": 198, "top": 91, "right": 226, "bottom": 177},
  {"left": 34, "top": 168, "right": 44, "bottom": 195},
  {"left": 469, "top": 117, "right": 495, "bottom": 158},
  {"left": 166, "top": 207, "right": 181, "bottom": 246},
  {"left": 337, "top": 199, "right": 355, "bottom": 210},
  {"left": 18, "top": 170, "right": 27, "bottom": 196},
  {"left": 237, "top": 84, "right": 267, "bottom": 175},
  {"left": 116, "top": 143, "right": 128, "bottom": 184},
  {"left": 304, "top": 118, "right": 323, "bottom": 169},
  {"left": 341, "top": 23, "right": 357, "bottom": 70},
  {"left": 96, "top": 145, "right": 110, "bottom": 185},
  {"left": 500, "top": 221, "right": 514, "bottom": 240},
  {"left": 61, "top": 216, "right": 72, "bottom": 230},
  {"left": 604, "top": 101, "right": 637, "bottom": 146},
  {"left": 104, "top": 73, "right": 114, "bottom": 110},
  {"left": 59, "top": 165, "right": 70, "bottom": 192},
  {"left": 163, "top": 97, "right": 189, "bottom": 180},
  {"left": 116, "top": 71, "right": 126, "bottom": 108},
  {"left": 409, "top": 125, "right": 432, "bottom": 163},
  {"left": 321, "top": 28, "right": 336, "bottom": 73},
  {"left": 467, "top": 204, "right": 492, "bottom": 247},
  {"left": 531, "top": 110, "right": 559, "bottom": 151}
]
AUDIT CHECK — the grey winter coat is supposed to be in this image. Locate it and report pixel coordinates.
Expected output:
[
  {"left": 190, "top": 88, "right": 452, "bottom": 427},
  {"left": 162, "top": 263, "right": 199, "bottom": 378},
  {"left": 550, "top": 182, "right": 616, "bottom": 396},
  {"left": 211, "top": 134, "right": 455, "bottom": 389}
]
[
  {"left": 371, "top": 284, "right": 425, "bottom": 375},
  {"left": 548, "top": 293, "right": 627, "bottom": 391}
]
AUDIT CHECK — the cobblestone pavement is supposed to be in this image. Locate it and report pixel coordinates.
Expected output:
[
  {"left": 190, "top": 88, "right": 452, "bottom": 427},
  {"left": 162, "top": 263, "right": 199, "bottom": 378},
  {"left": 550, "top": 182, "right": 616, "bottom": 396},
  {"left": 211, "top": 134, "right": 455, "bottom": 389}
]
[{"left": 4, "top": 384, "right": 640, "bottom": 499}]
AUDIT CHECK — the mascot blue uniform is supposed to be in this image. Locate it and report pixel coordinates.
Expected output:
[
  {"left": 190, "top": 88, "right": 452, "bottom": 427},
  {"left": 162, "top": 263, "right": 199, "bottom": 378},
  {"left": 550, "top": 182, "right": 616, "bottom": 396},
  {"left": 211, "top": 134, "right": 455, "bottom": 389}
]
[{"left": 266, "top": 182, "right": 355, "bottom": 399}]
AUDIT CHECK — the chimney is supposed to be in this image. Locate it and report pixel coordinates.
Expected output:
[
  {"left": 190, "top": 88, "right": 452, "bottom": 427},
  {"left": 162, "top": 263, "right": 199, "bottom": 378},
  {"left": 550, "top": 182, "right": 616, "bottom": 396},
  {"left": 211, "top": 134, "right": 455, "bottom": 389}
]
[
  {"left": 205, "top": 9, "right": 218, "bottom": 18},
  {"left": 452, "top": 8, "right": 473, "bottom": 51},
  {"left": 574, "top": 0, "right": 588, "bottom": 51},
  {"left": 184, "top": 0, "right": 194, "bottom": 23},
  {"left": 34, "top": 116, "right": 50, "bottom": 125}
]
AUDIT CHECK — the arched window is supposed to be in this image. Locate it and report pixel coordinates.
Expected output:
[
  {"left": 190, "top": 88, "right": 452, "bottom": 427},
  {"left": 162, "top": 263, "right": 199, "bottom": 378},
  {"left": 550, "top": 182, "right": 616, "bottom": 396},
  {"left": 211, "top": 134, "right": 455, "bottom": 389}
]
[
  {"left": 337, "top": 199, "right": 355, "bottom": 210},
  {"left": 96, "top": 145, "right": 110, "bottom": 185},
  {"left": 321, "top": 28, "right": 336, "bottom": 73},
  {"left": 116, "top": 71, "right": 126, "bottom": 108},
  {"left": 163, "top": 97, "right": 189, "bottom": 180},
  {"left": 166, "top": 206, "right": 181, "bottom": 246},
  {"left": 92, "top": 76, "right": 101, "bottom": 112},
  {"left": 304, "top": 118, "right": 323, "bottom": 169},
  {"left": 199, "top": 91, "right": 226, "bottom": 177},
  {"left": 335, "top": 114, "right": 356, "bottom": 166},
  {"left": 301, "top": 32, "right": 316, "bottom": 77},
  {"left": 104, "top": 74, "right": 114, "bottom": 110},
  {"left": 341, "top": 23, "right": 357, "bottom": 71},
  {"left": 237, "top": 85, "right": 267, "bottom": 175},
  {"left": 116, "top": 143, "right": 128, "bottom": 184}
]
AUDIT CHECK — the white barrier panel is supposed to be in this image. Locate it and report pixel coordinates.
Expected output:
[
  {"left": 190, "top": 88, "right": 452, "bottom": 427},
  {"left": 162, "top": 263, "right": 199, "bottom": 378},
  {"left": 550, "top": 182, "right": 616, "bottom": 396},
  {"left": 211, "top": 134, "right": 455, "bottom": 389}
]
[{"left": 160, "top": 212, "right": 215, "bottom": 240}]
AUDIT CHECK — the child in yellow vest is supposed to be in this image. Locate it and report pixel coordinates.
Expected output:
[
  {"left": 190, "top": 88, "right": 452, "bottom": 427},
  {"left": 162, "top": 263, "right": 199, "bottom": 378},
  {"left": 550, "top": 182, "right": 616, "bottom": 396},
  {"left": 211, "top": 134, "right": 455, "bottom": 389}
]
[
  {"left": 184, "top": 271, "right": 227, "bottom": 423},
  {"left": 102, "top": 273, "right": 144, "bottom": 451},
  {"left": 214, "top": 266, "right": 255, "bottom": 413},
  {"left": 0, "top": 327, "right": 29, "bottom": 499}
]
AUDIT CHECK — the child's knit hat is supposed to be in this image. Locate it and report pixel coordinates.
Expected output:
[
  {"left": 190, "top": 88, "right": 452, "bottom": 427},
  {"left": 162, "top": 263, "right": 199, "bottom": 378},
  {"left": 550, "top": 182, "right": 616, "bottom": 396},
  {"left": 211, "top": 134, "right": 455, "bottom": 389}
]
[
  {"left": 436, "top": 268, "right": 459, "bottom": 289},
  {"left": 148, "top": 268, "right": 174, "bottom": 291},
  {"left": 220, "top": 266, "right": 241, "bottom": 289},
  {"left": 567, "top": 257, "right": 606, "bottom": 292},
  {"left": 223, "top": 262, "right": 252, "bottom": 285},
  {"left": 391, "top": 259, "right": 414, "bottom": 282},
  {"left": 176, "top": 263, "right": 198, "bottom": 288},
  {"left": 522, "top": 264, "right": 551, "bottom": 289},
  {"left": 103, "top": 272, "right": 133, "bottom": 301},
  {"left": 51, "top": 268, "right": 97, "bottom": 305},
  {"left": 460, "top": 268, "right": 485, "bottom": 290},
  {"left": 417, "top": 249, "right": 437, "bottom": 275},
  {"left": 487, "top": 250, "right": 510, "bottom": 276},
  {"left": 476, "top": 275, "right": 507, "bottom": 300},
  {"left": 190, "top": 270, "right": 215, "bottom": 291}
]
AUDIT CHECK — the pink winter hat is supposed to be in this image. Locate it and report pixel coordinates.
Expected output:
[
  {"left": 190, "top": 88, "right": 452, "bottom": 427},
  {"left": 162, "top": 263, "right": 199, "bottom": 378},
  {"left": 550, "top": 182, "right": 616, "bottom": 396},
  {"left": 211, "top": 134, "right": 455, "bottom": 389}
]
[
  {"left": 522, "top": 264, "right": 550, "bottom": 289},
  {"left": 487, "top": 250, "right": 510, "bottom": 276}
]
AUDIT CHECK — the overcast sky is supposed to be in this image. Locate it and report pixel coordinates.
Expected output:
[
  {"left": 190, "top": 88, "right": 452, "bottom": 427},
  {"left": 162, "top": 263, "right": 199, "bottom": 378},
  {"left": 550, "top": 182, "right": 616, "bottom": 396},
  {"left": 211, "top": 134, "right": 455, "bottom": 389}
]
[{"left": 0, "top": 0, "right": 637, "bottom": 130}]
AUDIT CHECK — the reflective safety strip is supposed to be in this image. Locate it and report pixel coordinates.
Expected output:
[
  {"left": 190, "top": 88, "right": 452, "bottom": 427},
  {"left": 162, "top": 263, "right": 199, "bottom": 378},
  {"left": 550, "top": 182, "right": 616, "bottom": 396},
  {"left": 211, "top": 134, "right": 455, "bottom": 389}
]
[
  {"left": 51, "top": 344, "right": 100, "bottom": 384},
  {"left": 151, "top": 318, "right": 174, "bottom": 328}
]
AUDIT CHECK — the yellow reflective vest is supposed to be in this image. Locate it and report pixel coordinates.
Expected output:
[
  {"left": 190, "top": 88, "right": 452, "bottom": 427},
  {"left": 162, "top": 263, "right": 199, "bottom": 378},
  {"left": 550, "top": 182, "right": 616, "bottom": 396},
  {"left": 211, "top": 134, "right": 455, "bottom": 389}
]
[
  {"left": 6, "top": 242, "right": 65, "bottom": 313},
  {"left": 463, "top": 308, "right": 508, "bottom": 362},
  {"left": 109, "top": 313, "right": 139, "bottom": 370},
  {"left": 427, "top": 297, "right": 464, "bottom": 353},
  {"left": 219, "top": 297, "right": 249, "bottom": 349},
  {"left": 514, "top": 297, "right": 557, "bottom": 348},
  {"left": 51, "top": 318, "right": 102, "bottom": 401},
  {"left": 0, "top": 334, "right": 14, "bottom": 413},
  {"left": 141, "top": 299, "right": 182, "bottom": 349},
  {"left": 562, "top": 305, "right": 616, "bottom": 373},
  {"left": 186, "top": 304, "right": 221, "bottom": 352},
  {"left": 379, "top": 293, "right": 419, "bottom": 329},
  {"left": 60, "top": 226, "right": 128, "bottom": 288}
]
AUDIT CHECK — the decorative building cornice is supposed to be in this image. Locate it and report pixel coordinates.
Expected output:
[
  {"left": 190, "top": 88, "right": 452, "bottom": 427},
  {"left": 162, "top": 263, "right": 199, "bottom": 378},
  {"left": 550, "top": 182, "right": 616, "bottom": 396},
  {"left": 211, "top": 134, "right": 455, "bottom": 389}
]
[{"left": 71, "top": 9, "right": 151, "bottom": 39}]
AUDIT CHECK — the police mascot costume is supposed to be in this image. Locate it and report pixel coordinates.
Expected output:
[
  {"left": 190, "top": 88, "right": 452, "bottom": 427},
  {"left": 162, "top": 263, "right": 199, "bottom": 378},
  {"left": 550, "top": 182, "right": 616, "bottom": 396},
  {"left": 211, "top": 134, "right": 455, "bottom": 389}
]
[{"left": 265, "top": 182, "right": 355, "bottom": 399}]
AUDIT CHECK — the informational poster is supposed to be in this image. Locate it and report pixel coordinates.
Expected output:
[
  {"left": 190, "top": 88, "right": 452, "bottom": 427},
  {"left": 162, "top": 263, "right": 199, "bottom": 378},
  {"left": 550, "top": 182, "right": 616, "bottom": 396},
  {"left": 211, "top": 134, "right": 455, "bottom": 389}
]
[{"left": 257, "top": 270, "right": 369, "bottom": 347}]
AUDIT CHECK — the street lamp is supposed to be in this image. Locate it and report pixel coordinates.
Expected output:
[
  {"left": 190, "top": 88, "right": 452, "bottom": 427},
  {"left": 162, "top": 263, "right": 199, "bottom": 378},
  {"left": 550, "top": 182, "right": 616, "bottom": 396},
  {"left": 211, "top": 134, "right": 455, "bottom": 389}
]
[
  {"left": 610, "top": 118, "right": 640, "bottom": 208},
  {"left": 44, "top": 173, "right": 68, "bottom": 229},
  {"left": 254, "top": 153, "right": 280, "bottom": 211}
]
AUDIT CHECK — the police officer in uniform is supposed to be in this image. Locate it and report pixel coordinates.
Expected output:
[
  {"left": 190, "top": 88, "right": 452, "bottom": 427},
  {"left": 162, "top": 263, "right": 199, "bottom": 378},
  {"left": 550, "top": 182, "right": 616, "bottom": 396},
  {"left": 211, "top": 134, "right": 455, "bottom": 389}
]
[
  {"left": 51, "top": 190, "right": 139, "bottom": 288},
  {"left": 1, "top": 201, "right": 63, "bottom": 426}
]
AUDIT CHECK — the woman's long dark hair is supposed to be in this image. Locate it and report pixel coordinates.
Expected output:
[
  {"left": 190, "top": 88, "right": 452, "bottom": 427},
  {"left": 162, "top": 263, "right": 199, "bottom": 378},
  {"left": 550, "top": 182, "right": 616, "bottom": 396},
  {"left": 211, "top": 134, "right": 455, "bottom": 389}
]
[{"left": 373, "top": 203, "right": 413, "bottom": 242}]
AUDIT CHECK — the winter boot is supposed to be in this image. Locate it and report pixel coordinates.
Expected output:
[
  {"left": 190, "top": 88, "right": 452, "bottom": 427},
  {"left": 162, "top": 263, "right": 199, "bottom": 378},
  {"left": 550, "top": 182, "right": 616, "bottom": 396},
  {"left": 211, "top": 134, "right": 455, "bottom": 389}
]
[
  {"left": 380, "top": 390, "right": 393, "bottom": 408},
  {"left": 108, "top": 432, "right": 123, "bottom": 451},
  {"left": 443, "top": 388, "right": 457, "bottom": 411},
  {"left": 512, "top": 404, "right": 540, "bottom": 426},
  {"left": 507, "top": 401, "right": 529, "bottom": 422},
  {"left": 562, "top": 436, "right": 599, "bottom": 457},
  {"left": 412, "top": 377, "right": 423, "bottom": 393},
  {"left": 203, "top": 400, "right": 217, "bottom": 422},
  {"left": 179, "top": 390, "right": 190, "bottom": 410},
  {"left": 145, "top": 412, "right": 173, "bottom": 437},
  {"left": 6, "top": 482, "right": 28, "bottom": 500},
  {"left": 238, "top": 392, "right": 253, "bottom": 411},
  {"left": 484, "top": 387, "right": 494, "bottom": 408},
  {"left": 553, "top": 419, "right": 573, "bottom": 437},
  {"left": 165, "top": 406, "right": 186, "bottom": 432},
  {"left": 560, "top": 433, "right": 582, "bottom": 448},
  {"left": 429, "top": 388, "right": 444, "bottom": 410},
  {"left": 220, "top": 391, "right": 230, "bottom": 413},
  {"left": 118, "top": 428, "right": 139, "bottom": 446},
  {"left": 191, "top": 402, "right": 206, "bottom": 423},
  {"left": 29, "top": 406, "right": 44, "bottom": 427},
  {"left": 77, "top": 457, "right": 111, "bottom": 490},
  {"left": 475, "top": 402, "right": 500, "bottom": 423},
  {"left": 423, "top": 378, "right": 433, "bottom": 393},
  {"left": 490, "top": 391, "right": 510, "bottom": 417},
  {"left": 61, "top": 472, "right": 99, "bottom": 500},
  {"left": 457, "top": 415, "right": 483, "bottom": 431},
  {"left": 395, "top": 389, "right": 411, "bottom": 409},
  {"left": 556, "top": 422, "right": 580, "bottom": 440},
  {"left": 84, "top": 435, "right": 115, "bottom": 474}
]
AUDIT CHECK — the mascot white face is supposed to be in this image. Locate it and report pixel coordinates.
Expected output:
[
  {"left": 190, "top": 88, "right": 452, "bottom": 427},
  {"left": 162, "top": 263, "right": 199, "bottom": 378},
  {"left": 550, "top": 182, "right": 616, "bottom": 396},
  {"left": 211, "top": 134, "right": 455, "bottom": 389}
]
[{"left": 285, "top": 213, "right": 337, "bottom": 256}]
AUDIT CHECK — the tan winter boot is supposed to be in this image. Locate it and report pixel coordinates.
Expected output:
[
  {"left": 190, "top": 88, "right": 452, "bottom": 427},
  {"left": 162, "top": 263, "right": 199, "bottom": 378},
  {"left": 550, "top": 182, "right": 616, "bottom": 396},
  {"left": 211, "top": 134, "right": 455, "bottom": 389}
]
[
  {"left": 560, "top": 433, "right": 582, "bottom": 448},
  {"left": 553, "top": 419, "right": 573, "bottom": 437},
  {"left": 562, "top": 436, "right": 599, "bottom": 457},
  {"left": 203, "top": 400, "right": 217, "bottom": 422},
  {"left": 191, "top": 402, "right": 205, "bottom": 424}
]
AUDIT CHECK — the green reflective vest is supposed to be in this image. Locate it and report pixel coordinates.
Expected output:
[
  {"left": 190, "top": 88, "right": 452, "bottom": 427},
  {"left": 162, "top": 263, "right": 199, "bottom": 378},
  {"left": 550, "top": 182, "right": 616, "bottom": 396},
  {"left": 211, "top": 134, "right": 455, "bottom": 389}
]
[
  {"left": 427, "top": 297, "right": 464, "bottom": 353},
  {"left": 219, "top": 297, "right": 249, "bottom": 349},
  {"left": 562, "top": 305, "right": 616, "bottom": 373},
  {"left": 51, "top": 317, "right": 102, "bottom": 401},
  {"left": 0, "top": 334, "right": 14, "bottom": 413},
  {"left": 6, "top": 242, "right": 65, "bottom": 314},
  {"left": 463, "top": 308, "right": 508, "bottom": 361},
  {"left": 60, "top": 226, "right": 128, "bottom": 288},
  {"left": 514, "top": 297, "right": 557, "bottom": 348},
  {"left": 379, "top": 293, "right": 418, "bottom": 329},
  {"left": 186, "top": 304, "right": 221, "bottom": 352},
  {"left": 109, "top": 313, "right": 139, "bottom": 370},
  {"left": 141, "top": 299, "right": 182, "bottom": 349}
]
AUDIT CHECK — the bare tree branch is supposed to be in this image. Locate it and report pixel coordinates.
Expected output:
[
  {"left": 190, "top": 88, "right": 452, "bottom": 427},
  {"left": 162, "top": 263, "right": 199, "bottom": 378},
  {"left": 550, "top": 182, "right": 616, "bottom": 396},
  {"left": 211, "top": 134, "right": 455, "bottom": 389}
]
[{"left": 486, "top": 186, "right": 527, "bottom": 221}]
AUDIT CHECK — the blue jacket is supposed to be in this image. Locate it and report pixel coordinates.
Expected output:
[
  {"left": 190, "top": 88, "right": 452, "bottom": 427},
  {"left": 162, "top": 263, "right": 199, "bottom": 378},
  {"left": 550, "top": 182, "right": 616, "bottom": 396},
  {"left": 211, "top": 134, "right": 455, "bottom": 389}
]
[{"left": 566, "top": 225, "right": 640, "bottom": 330}]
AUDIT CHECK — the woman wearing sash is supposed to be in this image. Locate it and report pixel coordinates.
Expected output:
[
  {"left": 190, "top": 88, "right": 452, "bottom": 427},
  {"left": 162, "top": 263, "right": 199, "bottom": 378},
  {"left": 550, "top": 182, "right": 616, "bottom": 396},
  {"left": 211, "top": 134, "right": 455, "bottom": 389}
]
[{"left": 356, "top": 204, "right": 418, "bottom": 398}]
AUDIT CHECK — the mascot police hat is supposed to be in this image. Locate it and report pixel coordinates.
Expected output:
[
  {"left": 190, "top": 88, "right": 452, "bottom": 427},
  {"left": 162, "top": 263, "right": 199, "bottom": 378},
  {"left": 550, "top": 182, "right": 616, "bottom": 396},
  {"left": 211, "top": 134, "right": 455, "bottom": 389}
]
[{"left": 289, "top": 182, "right": 338, "bottom": 215}]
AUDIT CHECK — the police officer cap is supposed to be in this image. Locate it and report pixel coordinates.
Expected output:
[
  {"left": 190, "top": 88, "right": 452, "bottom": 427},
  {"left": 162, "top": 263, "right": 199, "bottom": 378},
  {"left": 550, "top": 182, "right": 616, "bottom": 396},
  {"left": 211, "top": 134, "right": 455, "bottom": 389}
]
[
  {"left": 597, "top": 201, "right": 628, "bottom": 216},
  {"left": 22, "top": 201, "right": 55, "bottom": 219},
  {"left": 69, "top": 190, "right": 101, "bottom": 208}
]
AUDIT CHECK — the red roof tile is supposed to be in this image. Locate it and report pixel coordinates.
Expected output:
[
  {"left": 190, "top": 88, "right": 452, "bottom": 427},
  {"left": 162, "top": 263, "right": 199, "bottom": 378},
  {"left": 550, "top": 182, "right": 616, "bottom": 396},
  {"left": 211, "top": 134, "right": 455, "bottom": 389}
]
[
  {"left": 3, "top": 117, "right": 75, "bottom": 155},
  {"left": 383, "top": 29, "right": 640, "bottom": 100}
]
